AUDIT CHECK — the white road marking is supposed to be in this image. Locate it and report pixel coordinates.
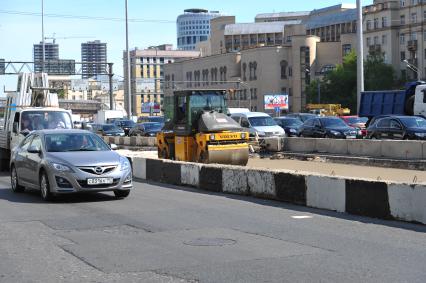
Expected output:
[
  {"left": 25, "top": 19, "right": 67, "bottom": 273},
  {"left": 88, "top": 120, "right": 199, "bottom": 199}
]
[{"left": 291, "top": 215, "right": 313, "bottom": 219}]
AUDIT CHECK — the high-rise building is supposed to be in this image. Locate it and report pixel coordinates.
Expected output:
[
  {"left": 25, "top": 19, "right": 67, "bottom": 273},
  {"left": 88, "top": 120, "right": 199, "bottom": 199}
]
[
  {"left": 124, "top": 44, "right": 200, "bottom": 116},
  {"left": 33, "top": 42, "right": 59, "bottom": 72},
  {"left": 177, "top": 9, "right": 223, "bottom": 50},
  {"left": 81, "top": 40, "right": 107, "bottom": 79}
]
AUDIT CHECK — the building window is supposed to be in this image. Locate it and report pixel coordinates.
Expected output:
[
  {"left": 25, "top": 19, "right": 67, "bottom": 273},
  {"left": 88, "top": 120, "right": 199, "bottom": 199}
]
[
  {"left": 400, "top": 33, "right": 405, "bottom": 45},
  {"left": 280, "top": 60, "right": 288, "bottom": 79},
  {"left": 382, "top": 17, "right": 387, "bottom": 28},
  {"left": 401, "top": 0, "right": 405, "bottom": 7},
  {"left": 374, "top": 36, "right": 379, "bottom": 45},
  {"left": 374, "top": 18, "right": 379, "bottom": 29},
  {"left": 411, "top": 32, "right": 417, "bottom": 41},
  {"left": 400, "top": 15, "right": 406, "bottom": 25},
  {"left": 401, "top": 51, "right": 406, "bottom": 61},
  {"left": 367, "top": 37, "right": 371, "bottom": 46},
  {"left": 411, "top": 13, "right": 417, "bottom": 23},
  {"left": 242, "top": 62, "right": 247, "bottom": 81},
  {"left": 288, "top": 66, "right": 293, "bottom": 77},
  {"left": 342, "top": 44, "right": 352, "bottom": 56},
  {"left": 382, "top": 35, "right": 387, "bottom": 45},
  {"left": 366, "top": 20, "right": 372, "bottom": 30}
]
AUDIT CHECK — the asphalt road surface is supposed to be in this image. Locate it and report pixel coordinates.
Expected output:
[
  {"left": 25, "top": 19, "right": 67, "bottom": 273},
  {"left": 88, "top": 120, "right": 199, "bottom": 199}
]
[{"left": 0, "top": 173, "right": 425, "bottom": 283}]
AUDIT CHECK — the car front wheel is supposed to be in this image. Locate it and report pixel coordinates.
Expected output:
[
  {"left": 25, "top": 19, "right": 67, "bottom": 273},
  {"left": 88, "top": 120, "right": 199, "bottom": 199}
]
[
  {"left": 40, "top": 172, "right": 53, "bottom": 201},
  {"left": 11, "top": 166, "right": 25, "bottom": 193}
]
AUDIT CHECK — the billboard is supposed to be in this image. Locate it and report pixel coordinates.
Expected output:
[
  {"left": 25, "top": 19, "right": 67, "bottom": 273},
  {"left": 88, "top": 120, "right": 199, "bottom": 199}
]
[
  {"left": 136, "top": 78, "right": 156, "bottom": 93},
  {"left": 264, "top": 94, "right": 289, "bottom": 110},
  {"left": 141, "top": 102, "right": 161, "bottom": 113}
]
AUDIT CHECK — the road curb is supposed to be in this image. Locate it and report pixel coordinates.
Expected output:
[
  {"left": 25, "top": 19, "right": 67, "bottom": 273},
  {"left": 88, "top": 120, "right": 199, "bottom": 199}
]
[{"left": 131, "top": 157, "right": 426, "bottom": 225}]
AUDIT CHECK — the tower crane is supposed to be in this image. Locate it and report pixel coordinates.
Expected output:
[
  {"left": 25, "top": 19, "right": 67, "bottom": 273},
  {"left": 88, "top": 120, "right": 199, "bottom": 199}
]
[{"left": 44, "top": 33, "right": 95, "bottom": 44}]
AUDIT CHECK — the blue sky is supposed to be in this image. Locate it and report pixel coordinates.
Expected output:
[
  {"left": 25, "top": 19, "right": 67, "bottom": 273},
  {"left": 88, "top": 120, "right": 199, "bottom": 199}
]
[{"left": 0, "top": 0, "right": 373, "bottom": 94}]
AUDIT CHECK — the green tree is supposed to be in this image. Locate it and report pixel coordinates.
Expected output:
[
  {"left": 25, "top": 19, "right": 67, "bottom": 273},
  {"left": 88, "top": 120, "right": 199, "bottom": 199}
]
[
  {"left": 364, "top": 51, "right": 396, "bottom": 91},
  {"left": 57, "top": 89, "right": 65, "bottom": 99}
]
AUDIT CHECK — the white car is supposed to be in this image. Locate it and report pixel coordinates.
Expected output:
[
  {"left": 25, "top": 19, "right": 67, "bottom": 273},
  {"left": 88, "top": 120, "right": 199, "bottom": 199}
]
[{"left": 231, "top": 112, "right": 286, "bottom": 138}]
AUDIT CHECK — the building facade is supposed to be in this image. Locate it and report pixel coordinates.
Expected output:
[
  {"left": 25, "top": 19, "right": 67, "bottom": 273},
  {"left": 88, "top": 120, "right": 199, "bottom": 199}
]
[
  {"left": 33, "top": 42, "right": 59, "bottom": 72},
  {"left": 166, "top": 5, "right": 358, "bottom": 113},
  {"left": 81, "top": 40, "right": 107, "bottom": 79},
  {"left": 363, "top": 0, "right": 426, "bottom": 80},
  {"left": 124, "top": 45, "right": 199, "bottom": 116},
  {"left": 177, "top": 9, "right": 223, "bottom": 50}
]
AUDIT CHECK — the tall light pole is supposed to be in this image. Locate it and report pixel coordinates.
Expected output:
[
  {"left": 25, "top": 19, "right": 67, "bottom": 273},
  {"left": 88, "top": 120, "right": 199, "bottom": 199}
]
[
  {"left": 125, "top": 0, "right": 132, "bottom": 118},
  {"left": 41, "top": 0, "right": 45, "bottom": 73},
  {"left": 356, "top": 0, "right": 364, "bottom": 114}
]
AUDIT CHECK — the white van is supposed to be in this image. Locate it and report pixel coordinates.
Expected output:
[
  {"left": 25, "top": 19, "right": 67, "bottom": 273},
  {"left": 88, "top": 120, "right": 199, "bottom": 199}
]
[{"left": 231, "top": 112, "right": 285, "bottom": 138}]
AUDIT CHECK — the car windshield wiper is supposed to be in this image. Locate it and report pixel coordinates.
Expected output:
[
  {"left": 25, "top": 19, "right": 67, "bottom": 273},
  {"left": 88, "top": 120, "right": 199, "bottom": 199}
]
[{"left": 65, "top": 148, "right": 97, "bottom": 152}]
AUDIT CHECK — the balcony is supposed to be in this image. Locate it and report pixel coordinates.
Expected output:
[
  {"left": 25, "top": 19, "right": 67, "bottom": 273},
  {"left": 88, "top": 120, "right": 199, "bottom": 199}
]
[
  {"left": 408, "top": 58, "right": 418, "bottom": 67},
  {"left": 369, "top": 44, "right": 381, "bottom": 53},
  {"left": 407, "top": 40, "right": 418, "bottom": 51}
]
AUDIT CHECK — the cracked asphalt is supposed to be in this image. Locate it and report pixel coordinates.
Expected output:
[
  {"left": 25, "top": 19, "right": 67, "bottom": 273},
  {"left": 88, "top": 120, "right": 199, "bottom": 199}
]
[{"left": 0, "top": 173, "right": 425, "bottom": 283}]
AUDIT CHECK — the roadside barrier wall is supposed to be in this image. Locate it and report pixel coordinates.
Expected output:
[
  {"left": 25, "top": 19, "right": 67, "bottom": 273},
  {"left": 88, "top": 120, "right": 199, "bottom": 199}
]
[{"left": 132, "top": 157, "right": 426, "bottom": 225}]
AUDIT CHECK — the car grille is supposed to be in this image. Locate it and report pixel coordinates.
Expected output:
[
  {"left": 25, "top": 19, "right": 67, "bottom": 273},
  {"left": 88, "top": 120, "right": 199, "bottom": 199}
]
[
  {"left": 77, "top": 178, "right": 120, "bottom": 189},
  {"left": 78, "top": 166, "right": 118, "bottom": 175}
]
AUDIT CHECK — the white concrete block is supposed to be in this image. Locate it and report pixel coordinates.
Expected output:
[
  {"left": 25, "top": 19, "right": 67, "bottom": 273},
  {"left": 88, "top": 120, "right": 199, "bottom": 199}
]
[
  {"left": 123, "top": 137, "right": 131, "bottom": 146},
  {"left": 388, "top": 184, "right": 426, "bottom": 224},
  {"left": 222, "top": 168, "right": 248, "bottom": 194},
  {"left": 247, "top": 170, "right": 275, "bottom": 197},
  {"left": 286, "top": 138, "right": 316, "bottom": 152},
  {"left": 132, "top": 157, "right": 146, "bottom": 180},
  {"left": 181, "top": 163, "right": 200, "bottom": 187},
  {"left": 315, "top": 139, "right": 331, "bottom": 153},
  {"left": 114, "top": 137, "right": 121, "bottom": 145},
  {"left": 327, "top": 139, "right": 348, "bottom": 155},
  {"left": 347, "top": 140, "right": 381, "bottom": 157},
  {"left": 381, "top": 140, "right": 423, "bottom": 159},
  {"left": 306, "top": 176, "right": 346, "bottom": 213}
]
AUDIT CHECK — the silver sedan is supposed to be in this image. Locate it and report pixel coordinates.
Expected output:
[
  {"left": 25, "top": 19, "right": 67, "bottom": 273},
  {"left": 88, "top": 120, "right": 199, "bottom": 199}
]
[{"left": 10, "top": 129, "right": 132, "bottom": 201}]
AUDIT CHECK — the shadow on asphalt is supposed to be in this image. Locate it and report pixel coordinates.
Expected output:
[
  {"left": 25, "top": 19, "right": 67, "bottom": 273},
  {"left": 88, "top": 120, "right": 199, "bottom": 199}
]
[
  {"left": 0, "top": 186, "right": 118, "bottom": 204},
  {"left": 137, "top": 179, "right": 426, "bottom": 234}
]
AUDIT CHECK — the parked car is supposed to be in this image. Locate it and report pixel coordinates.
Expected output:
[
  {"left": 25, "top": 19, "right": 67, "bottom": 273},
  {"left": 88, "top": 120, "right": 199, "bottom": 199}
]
[
  {"left": 113, "top": 119, "right": 136, "bottom": 136},
  {"left": 341, "top": 116, "right": 368, "bottom": 138},
  {"left": 92, "top": 124, "right": 125, "bottom": 137},
  {"left": 366, "top": 115, "right": 426, "bottom": 140},
  {"left": 286, "top": 113, "right": 317, "bottom": 122},
  {"left": 273, "top": 117, "right": 303, "bottom": 137},
  {"left": 129, "top": 122, "right": 163, "bottom": 137},
  {"left": 137, "top": 116, "right": 165, "bottom": 124},
  {"left": 231, "top": 112, "right": 285, "bottom": 138},
  {"left": 10, "top": 130, "right": 132, "bottom": 201},
  {"left": 298, "top": 116, "right": 358, "bottom": 139}
]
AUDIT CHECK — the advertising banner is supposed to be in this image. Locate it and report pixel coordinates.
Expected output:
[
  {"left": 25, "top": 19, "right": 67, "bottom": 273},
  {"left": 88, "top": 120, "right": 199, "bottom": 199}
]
[{"left": 264, "top": 94, "right": 289, "bottom": 110}]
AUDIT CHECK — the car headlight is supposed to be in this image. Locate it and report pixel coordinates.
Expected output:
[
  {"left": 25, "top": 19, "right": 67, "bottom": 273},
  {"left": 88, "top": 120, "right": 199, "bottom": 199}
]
[
  {"left": 120, "top": 156, "right": 131, "bottom": 171},
  {"left": 51, "top": 163, "right": 73, "bottom": 172},
  {"left": 289, "top": 128, "right": 297, "bottom": 133},
  {"left": 330, "top": 130, "right": 341, "bottom": 135},
  {"left": 414, "top": 133, "right": 426, "bottom": 137},
  {"left": 257, "top": 131, "right": 266, "bottom": 137}
]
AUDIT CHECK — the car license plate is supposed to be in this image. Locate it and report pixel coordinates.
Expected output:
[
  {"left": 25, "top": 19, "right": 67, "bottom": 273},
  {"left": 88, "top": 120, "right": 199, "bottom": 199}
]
[
  {"left": 347, "top": 136, "right": 356, "bottom": 139},
  {"left": 87, "top": 178, "right": 114, "bottom": 185}
]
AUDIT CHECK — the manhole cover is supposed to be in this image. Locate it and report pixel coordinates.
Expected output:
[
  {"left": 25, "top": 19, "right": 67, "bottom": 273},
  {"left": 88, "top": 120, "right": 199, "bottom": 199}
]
[{"left": 184, "top": 237, "right": 237, "bottom": 247}]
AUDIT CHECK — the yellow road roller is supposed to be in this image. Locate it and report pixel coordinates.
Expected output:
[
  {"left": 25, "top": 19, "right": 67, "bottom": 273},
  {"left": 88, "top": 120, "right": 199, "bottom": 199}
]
[{"left": 157, "top": 90, "right": 249, "bottom": 166}]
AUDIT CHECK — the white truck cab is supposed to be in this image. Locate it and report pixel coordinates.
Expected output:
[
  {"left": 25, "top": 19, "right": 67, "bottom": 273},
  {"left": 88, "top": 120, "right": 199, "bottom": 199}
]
[
  {"left": 413, "top": 84, "right": 426, "bottom": 117},
  {"left": 0, "top": 73, "right": 73, "bottom": 161}
]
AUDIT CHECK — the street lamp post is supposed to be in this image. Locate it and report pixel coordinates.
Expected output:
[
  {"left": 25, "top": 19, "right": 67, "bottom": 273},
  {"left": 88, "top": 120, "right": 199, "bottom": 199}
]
[
  {"left": 125, "top": 0, "right": 132, "bottom": 119},
  {"left": 356, "top": 0, "right": 365, "bottom": 114},
  {"left": 41, "top": 0, "right": 45, "bottom": 73}
]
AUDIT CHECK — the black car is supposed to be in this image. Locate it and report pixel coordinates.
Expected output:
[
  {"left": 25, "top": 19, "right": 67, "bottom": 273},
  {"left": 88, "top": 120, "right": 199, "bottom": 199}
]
[
  {"left": 366, "top": 116, "right": 426, "bottom": 140},
  {"left": 299, "top": 117, "right": 358, "bottom": 139},
  {"left": 92, "top": 124, "right": 125, "bottom": 137},
  {"left": 113, "top": 119, "right": 136, "bottom": 136},
  {"left": 274, "top": 117, "right": 303, "bottom": 137},
  {"left": 129, "top": 122, "right": 163, "bottom": 137},
  {"left": 286, "top": 113, "right": 317, "bottom": 123}
]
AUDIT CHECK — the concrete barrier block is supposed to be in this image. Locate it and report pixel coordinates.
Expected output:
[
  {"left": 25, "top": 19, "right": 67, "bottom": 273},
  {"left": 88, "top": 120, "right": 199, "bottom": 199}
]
[
  {"left": 103, "top": 136, "right": 108, "bottom": 143},
  {"left": 147, "top": 137, "right": 156, "bottom": 147},
  {"left": 119, "top": 137, "right": 125, "bottom": 145},
  {"left": 199, "top": 165, "right": 223, "bottom": 192},
  {"left": 345, "top": 179, "right": 391, "bottom": 219},
  {"left": 114, "top": 137, "right": 121, "bottom": 145},
  {"left": 423, "top": 142, "right": 426, "bottom": 159},
  {"left": 133, "top": 157, "right": 146, "bottom": 180},
  {"left": 146, "top": 159, "right": 164, "bottom": 182},
  {"left": 347, "top": 140, "right": 381, "bottom": 157},
  {"left": 161, "top": 160, "right": 182, "bottom": 185},
  {"left": 327, "top": 139, "right": 349, "bottom": 155},
  {"left": 123, "top": 137, "right": 131, "bottom": 146},
  {"left": 222, "top": 167, "right": 248, "bottom": 195},
  {"left": 286, "top": 138, "right": 316, "bottom": 152},
  {"left": 130, "top": 136, "right": 137, "bottom": 146},
  {"left": 381, "top": 140, "right": 423, "bottom": 159},
  {"left": 247, "top": 169, "right": 275, "bottom": 198},
  {"left": 388, "top": 184, "right": 426, "bottom": 224},
  {"left": 315, "top": 139, "right": 331, "bottom": 153},
  {"left": 306, "top": 176, "right": 345, "bottom": 212},
  {"left": 135, "top": 137, "right": 143, "bottom": 146},
  {"left": 274, "top": 172, "right": 307, "bottom": 205},
  {"left": 181, "top": 163, "right": 201, "bottom": 187}
]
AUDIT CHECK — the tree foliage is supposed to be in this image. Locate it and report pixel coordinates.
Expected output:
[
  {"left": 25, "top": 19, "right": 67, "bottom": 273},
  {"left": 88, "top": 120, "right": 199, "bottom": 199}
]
[{"left": 306, "top": 50, "right": 398, "bottom": 113}]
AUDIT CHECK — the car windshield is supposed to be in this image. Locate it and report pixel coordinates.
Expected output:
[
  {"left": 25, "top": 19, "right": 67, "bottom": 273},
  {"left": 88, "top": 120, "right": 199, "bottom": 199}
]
[
  {"left": 45, "top": 133, "right": 111, "bottom": 152},
  {"left": 321, "top": 118, "right": 348, "bottom": 127},
  {"left": 279, "top": 119, "right": 303, "bottom": 127},
  {"left": 103, "top": 125, "right": 121, "bottom": 131},
  {"left": 143, "top": 123, "right": 163, "bottom": 130},
  {"left": 346, "top": 117, "right": 368, "bottom": 124},
  {"left": 116, "top": 120, "right": 135, "bottom": 127},
  {"left": 399, "top": 117, "right": 426, "bottom": 128},
  {"left": 249, "top": 116, "right": 277, "bottom": 127},
  {"left": 299, "top": 114, "right": 317, "bottom": 122},
  {"left": 21, "top": 111, "right": 73, "bottom": 131}
]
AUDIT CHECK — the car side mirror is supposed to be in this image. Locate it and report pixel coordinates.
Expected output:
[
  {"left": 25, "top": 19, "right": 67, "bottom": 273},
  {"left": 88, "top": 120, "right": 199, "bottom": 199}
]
[
  {"left": 110, "top": 144, "right": 118, "bottom": 150},
  {"left": 13, "top": 122, "right": 19, "bottom": 133},
  {"left": 27, "top": 145, "right": 41, "bottom": 154}
]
